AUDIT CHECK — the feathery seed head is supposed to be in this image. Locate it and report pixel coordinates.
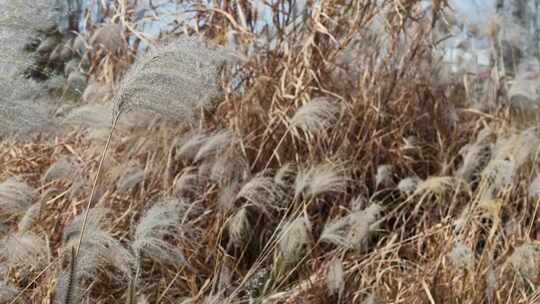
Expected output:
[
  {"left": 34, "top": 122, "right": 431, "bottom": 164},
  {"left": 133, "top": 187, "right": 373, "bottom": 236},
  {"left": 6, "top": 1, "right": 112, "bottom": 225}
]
[
  {"left": 217, "top": 182, "right": 241, "bottom": 211},
  {"left": 176, "top": 132, "right": 210, "bottom": 162},
  {"left": 17, "top": 202, "right": 41, "bottom": 233},
  {"left": 62, "top": 103, "right": 114, "bottom": 129},
  {"left": 137, "top": 295, "right": 149, "bottom": 304},
  {"left": 362, "top": 294, "right": 380, "bottom": 304},
  {"left": 42, "top": 156, "right": 78, "bottom": 183},
  {"left": 482, "top": 158, "right": 518, "bottom": 189},
  {"left": 113, "top": 36, "right": 231, "bottom": 124},
  {"left": 210, "top": 149, "right": 249, "bottom": 185},
  {"left": 82, "top": 80, "right": 113, "bottom": 103},
  {"left": 448, "top": 242, "right": 475, "bottom": 270},
  {"left": 456, "top": 142, "right": 489, "bottom": 181},
  {"left": 294, "top": 163, "right": 348, "bottom": 199},
  {"left": 529, "top": 174, "right": 540, "bottom": 198},
  {"left": 290, "top": 97, "right": 340, "bottom": 137},
  {"left": 274, "top": 163, "right": 297, "bottom": 186},
  {"left": 237, "top": 173, "right": 286, "bottom": 214},
  {"left": 348, "top": 204, "right": 382, "bottom": 249},
  {"left": 327, "top": 258, "right": 345, "bottom": 297},
  {"left": 116, "top": 167, "right": 145, "bottom": 194},
  {"left": 217, "top": 265, "right": 232, "bottom": 293},
  {"left": 0, "top": 232, "right": 49, "bottom": 275},
  {"left": 486, "top": 264, "right": 498, "bottom": 301},
  {"left": 0, "top": 0, "right": 52, "bottom": 34},
  {"left": 54, "top": 267, "right": 83, "bottom": 304},
  {"left": 133, "top": 198, "right": 190, "bottom": 266},
  {"left": 455, "top": 127, "right": 494, "bottom": 182},
  {"left": 279, "top": 216, "right": 312, "bottom": 265},
  {"left": 0, "top": 281, "right": 19, "bottom": 302},
  {"left": 0, "top": 98, "right": 51, "bottom": 137},
  {"left": 68, "top": 175, "right": 89, "bottom": 200},
  {"left": 505, "top": 242, "right": 540, "bottom": 281},
  {"left": 227, "top": 207, "right": 250, "bottom": 248},
  {"left": 66, "top": 71, "right": 88, "bottom": 95},
  {"left": 375, "top": 164, "right": 393, "bottom": 188},
  {"left": 397, "top": 176, "right": 421, "bottom": 195},
  {"left": 413, "top": 176, "right": 456, "bottom": 196},
  {"left": 198, "top": 159, "right": 214, "bottom": 181},
  {"left": 320, "top": 203, "right": 382, "bottom": 250},
  {"left": 0, "top": 176, "right": 36, "bottom": 215},
  {"left": 173, "top": 167, "right": 200, "bottom": 197},
  {"left": 482, "top": 129, "right": 540, "bottom": 189},
  {"left": 62, "top": 208, "right": 134, "bottom": 278},
  {"left": 195, "top": 129, "right": 239, "bottom": 163},
  {"left": 62, "top": 208, "right": 110, "bottom": 243},
  {"left": 350, "top": 194, "right": 368, "bottom": 211}
]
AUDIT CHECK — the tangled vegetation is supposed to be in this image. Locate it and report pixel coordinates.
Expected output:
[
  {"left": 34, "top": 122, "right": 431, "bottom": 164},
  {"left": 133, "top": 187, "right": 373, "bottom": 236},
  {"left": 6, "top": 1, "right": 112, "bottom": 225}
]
[{"left": 2, "top": 0, "right": 540, "bottom": 303}]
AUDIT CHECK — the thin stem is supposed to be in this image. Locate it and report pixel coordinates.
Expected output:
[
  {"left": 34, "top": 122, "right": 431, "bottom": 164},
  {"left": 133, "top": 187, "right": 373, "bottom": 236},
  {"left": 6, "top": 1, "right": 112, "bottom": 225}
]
[{"left": 74, "top": 112, "right": 120, "bottom": 258}]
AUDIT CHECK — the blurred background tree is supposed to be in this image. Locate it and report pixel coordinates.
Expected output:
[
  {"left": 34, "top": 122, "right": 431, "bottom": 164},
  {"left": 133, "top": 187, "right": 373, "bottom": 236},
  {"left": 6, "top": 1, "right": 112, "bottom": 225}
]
[{"left": 495, "top": 0, "right": 540, "bottom": 75}]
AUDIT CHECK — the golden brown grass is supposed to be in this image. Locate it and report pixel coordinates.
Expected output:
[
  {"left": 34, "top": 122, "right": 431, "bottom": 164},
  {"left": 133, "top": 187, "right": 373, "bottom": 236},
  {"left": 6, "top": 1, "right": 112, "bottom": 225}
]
[{"left": 2, "top": 1, "right": 540, "bottom": 304}]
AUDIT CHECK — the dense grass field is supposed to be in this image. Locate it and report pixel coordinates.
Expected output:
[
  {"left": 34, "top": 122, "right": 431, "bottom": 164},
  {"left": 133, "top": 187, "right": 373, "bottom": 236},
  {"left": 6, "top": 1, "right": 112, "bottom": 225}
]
[{"left": 2, "top": 1, "right": 540, "bottom": 303}]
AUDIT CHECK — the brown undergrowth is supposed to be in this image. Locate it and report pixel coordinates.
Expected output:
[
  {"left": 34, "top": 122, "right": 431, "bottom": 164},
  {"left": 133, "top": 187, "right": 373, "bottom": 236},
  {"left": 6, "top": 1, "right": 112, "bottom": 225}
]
[{"left": 2, "top": 1, "right": 540, "bottom": 304}]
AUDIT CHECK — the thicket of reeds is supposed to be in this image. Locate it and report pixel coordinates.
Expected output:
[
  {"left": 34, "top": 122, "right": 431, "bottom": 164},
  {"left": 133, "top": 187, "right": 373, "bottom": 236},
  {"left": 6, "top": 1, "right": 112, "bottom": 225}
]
[{"left": 2, "top": 0, "right": 540, "bottom": 303}]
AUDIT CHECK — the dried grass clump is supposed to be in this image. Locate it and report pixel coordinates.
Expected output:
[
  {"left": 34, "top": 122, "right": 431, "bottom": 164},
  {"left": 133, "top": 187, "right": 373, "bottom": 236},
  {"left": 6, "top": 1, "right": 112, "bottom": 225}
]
[
  {"left": 6, "top": 0, "right": 540, "bottom": 302},
  {"left": 113, "top": 36, "right": 232, "bottom": 124},
  {"left": 0, "top": 177, "right": 36, "bottom": 215},
  {"left": 133, "top": 198, "right": 190, "bottom": 266}
]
